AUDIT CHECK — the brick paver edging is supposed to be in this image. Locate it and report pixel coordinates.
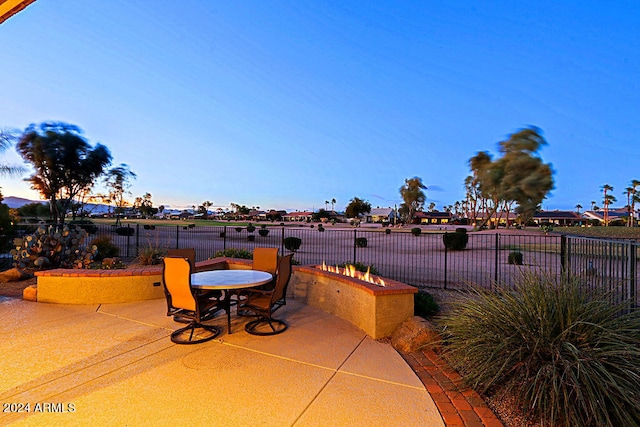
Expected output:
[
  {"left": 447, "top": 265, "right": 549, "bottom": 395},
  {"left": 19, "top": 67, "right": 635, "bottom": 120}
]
[{"left": 402, "top": 348, "right": 504, "bottom": 427}]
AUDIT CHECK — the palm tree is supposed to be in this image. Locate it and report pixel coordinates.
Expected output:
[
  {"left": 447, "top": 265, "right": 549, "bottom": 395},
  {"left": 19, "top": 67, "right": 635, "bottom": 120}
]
[
  {"left": 324, "top": 200, "right": 329, "bottom": 211},
  {"left": 575, "top": 204, "right": 582, "bottom": 214},
  {"left": 601, "top": 184, "right": 616, "bottom": 226},
  {"left": 590, "top": 200, "right": 596, "bottom": 211},
  {"left": 0, "top": 129, "right": 26, "bottom": 177},
  {"left": 331, "top": 198, "right": 336, "bottom": 212},
  {"left": 623, "top": 187, "right": 634, "bottom": 227},
  {"left": 630, "top": 180, "right": 640, "bottom": 227}
]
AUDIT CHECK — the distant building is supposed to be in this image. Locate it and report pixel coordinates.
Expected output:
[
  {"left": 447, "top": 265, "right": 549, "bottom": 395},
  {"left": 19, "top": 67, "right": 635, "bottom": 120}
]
[
  {"left": 283, "top": 211, "right": 313, "bottom": 222},
  {"left": 366, "top": 208, "right": 397, "bottom": 224},
  {"left": 414, "top": 211, "right": 453, "bottom": 225},
  {"left": 533, "top": 210, "right": 584, "bottom": 226}
]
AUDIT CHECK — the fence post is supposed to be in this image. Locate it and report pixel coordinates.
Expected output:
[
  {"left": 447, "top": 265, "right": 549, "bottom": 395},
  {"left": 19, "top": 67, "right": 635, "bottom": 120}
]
[
  {"left": 628, "top": 241, "right": 637, "bottom": 306},
  {"left": 494, "top": 233, "right": 499, "bottom": 286},
  {"left": 443, "top": 238, "right": 448, "bottom": 290},
  {"left": 560, "top": 235, "right": 567, "bottom": 279},
  {"left": 223, "top": 225, "right": 227, "bottom": 251},
  {"left": 135, "top": 223, "right": 140, "bottom": 256},
  {"left": 281, "top": 226, "right": 285, "bottom": 255},
  {"left": 353, "top": 229, "right": 357, "bottom": 264},
  {"left": 126, "top": 224, "right": 131, "bottom": 258},
  {"left": 176, "top": 225, "right": 180, "bottom": 249}
]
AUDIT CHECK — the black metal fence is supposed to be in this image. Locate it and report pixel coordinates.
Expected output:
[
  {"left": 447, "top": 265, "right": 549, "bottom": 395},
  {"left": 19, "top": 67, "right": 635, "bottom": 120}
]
[{"left": 16, "top": 223, "right": 639, "bottom": 305}]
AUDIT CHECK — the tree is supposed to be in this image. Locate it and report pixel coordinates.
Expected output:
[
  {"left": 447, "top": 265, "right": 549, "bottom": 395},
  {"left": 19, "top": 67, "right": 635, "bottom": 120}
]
[
  {"left": 629, "top": 180, "right": 640, "bottom": 227},
  {"left": 331, "top": 198, "right": 336, "bottom": 212},
  {"left": 399, "top": 177, "right": 427, "bottom": 225},
  {"left": 104, "top": 164, "right": 136, "bottom": 226},
  {"left": 198, "top": 200, "right": 213, "bottom": 219},
  {"left": 324, "top": 200, "right": 329, "bottom": 211},
  {"left": 345, "top": 197, "right": 371, "bottom": 218},
  {"left": 0, "top": 128, "right": 26, "bottom": 177},
  {"left": 469, "top": 127, "right": 553, "bottom": 230},
  {"left": 16, "top": 122, "right": 112, "bottom": 225},
  {"left": 17, "top": 202, "right": 49, "bottom": 220},
  {"left": 601, "top": 184, "right": 615, "bottom": 226},
  {"left": 590, "top": 200, "right": 597, "bottom": 211},
  {"left": 575, "top": 204, "right": 582, "bottom": 214},
  {"left": 134, "top": 193, "right": 157, "bottom": 217}
]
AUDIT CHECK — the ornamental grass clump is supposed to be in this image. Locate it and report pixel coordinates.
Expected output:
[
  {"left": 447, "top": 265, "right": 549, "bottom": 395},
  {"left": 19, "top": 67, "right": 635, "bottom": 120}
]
[{"left": 441, "top": 272, "right": 640, "bottom": 427}]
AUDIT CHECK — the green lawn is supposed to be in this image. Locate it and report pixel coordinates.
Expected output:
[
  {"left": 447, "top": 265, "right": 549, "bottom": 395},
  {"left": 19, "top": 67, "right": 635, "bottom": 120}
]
[{"left": 552, "top": 226, "right": 640, "bottom": 239}]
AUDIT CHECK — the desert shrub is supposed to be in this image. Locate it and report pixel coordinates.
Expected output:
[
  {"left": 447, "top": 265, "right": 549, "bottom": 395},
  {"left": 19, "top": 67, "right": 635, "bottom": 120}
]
[
  {"left": 213, "top": 248, "right": 252, "bottom": 259},
  {"left": 258, "top": 229, "right": 269, "bottom": 237},
  {"left": 91, "top": 235, "right": 119, "bottom": 261},
  {"left": 411, "top": 227, "right": 421, "bottom": 236},
  {"left": 69, "top": 219, "right": 98, "bottom": 234},
  {"left": 246, "top": 224, "right": 256, "bottom": 233},
  {"left": 136, "top": 243, "right": 167, "bottom": 265},
  {"left": 115, "top": 226, "right": 135, "bottom": 236},
  {"left": 11, "top": 225, "right": 97, "bottom": 269},
  {"left": 507, "top": 251, "right": 523, "bottom": 265},
  {"left": 541, "top": 223, "right": 554, "bottom": 234},
  {"left": 385, "top": 228, "right": 391, "bottom": 235},
  {"left": 317, "top": 224, "right": 325, "bottom": 232},
  {"left": 442, "top": 228, "right": 468, "bottom": 250},
  {"left": 441, "top": 272, "right": 640, "bottom": 427},
  {"left": 414, "top": 291, "right": 438, "bottom": 318},
  {"left": 355, "top": 237, "right": 368, "bottom": 247},
  {"left": 283, "top": 236, "right": 302, "bottom": 252}
]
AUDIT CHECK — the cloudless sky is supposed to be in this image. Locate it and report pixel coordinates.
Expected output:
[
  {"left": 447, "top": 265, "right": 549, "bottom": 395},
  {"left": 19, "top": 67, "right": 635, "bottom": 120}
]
[{"left": 1, "top": 1, "right": 639, "bottom": 212}]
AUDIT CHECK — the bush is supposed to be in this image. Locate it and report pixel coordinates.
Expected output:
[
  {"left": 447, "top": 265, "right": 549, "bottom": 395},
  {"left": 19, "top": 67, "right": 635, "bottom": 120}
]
[
  {"left": 317, "top": 224, "right": 324, "bottom": 232},
  {"left": 258, "top": 229, "right": 269, "bottom": 237},
  {"left": 283, "top": 236, "right": 302, "bottom": 252},
  {"left": 441, "top": 272, "right": 640, "bottom": 427},
  {"left": 355, "top": 237, "right": 368, "bottom": 248},
  {"left": 91, "top": 235, "right": 119, "bottom": 261},
  {"left": 246, "top": 224, "right": 256, "bottom": 233},
  {"left": 115, "top": 226, "right": 135, "bottom": 236},
  {"left": 507, "top": 251, "right": 523, "bottom": 265},
  {"left": 235, "top": 227, "right": 242, "bottom": 232},
  {"left": 212, "top": 248, "right": 252, "bottom": 259},
  {"left": 219, "top": 231, "right": 226, "bottom": 238},
  {"left": 443, "top": 228, "right": 468, "bottom": 250},
  {"left": 69, "top": 219, "right": 98, "bottom": 234},
  {"left": 385, "top": 228, "right": 391, "bottom": 235},
  {"left": 247, "top": 235, "right": 255, "bottom": 241},
  {"left": 414, "top": 291, "right": 439, "bottom": 318},
  {"left": 411, "top": 227, "right": 421, "bottom": 236}
]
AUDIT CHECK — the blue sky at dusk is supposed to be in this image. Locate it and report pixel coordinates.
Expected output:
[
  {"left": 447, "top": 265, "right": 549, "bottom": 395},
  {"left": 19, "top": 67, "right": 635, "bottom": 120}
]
[{"left": 1, "top": 1, "right": 638, "bottom": 212}]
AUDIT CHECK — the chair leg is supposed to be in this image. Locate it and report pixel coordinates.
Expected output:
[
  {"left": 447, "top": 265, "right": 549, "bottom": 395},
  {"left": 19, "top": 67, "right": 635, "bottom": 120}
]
[
  {"left": 244, "top": 317, "right": 287, "bottom": 336},
  {"left": 171, "top": 322, "right": 220, "bottom": 344}
]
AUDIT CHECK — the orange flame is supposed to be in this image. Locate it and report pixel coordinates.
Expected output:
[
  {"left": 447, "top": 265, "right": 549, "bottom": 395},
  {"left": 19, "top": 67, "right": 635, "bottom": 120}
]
[{"left": 319, "top": 261, "right": 386, "bottom": 286}]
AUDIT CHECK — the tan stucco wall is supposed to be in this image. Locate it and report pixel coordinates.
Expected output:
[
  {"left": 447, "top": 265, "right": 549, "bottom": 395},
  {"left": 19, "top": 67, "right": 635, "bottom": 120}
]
[
  {"left": 289, "top": 268, "right": 415, "bottom": 339},
  {"left": 36, "top": 273, "right": 164, "bottom": 304}
]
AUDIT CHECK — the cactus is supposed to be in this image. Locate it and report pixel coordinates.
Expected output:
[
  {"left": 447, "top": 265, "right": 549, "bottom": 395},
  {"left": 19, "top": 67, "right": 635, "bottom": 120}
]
[{"left": 10, "top": 225, "right": 97, "bottom": 270}]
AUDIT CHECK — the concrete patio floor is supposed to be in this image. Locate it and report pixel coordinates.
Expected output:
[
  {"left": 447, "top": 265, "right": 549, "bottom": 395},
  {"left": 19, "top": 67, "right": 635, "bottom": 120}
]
[{"left": 0, "top": 296, "right": 443, "bottom": 426}]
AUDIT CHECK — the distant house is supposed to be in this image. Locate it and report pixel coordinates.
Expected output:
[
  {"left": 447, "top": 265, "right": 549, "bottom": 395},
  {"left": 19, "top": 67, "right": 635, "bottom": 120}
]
[
  {"left": 470, "top": 211, "right": 518, "bottom": 227},
  {"left": 283, "top": 211, "right": 313, "bottom": 222},
  {"left": 583, "top": 208, "right": 636, "bottom": 225},
  {"left": 414, "top": 211, "right": 453, "bottom": 225},
  {"left": 366, "top": 208, "right": 397, "bottom": 224},
  {"left": 533, "top": 210, "right": 584, "bottom": 226}
]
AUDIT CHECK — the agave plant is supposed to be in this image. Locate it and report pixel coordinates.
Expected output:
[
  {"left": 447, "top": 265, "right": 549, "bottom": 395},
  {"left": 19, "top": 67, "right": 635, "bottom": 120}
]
[{"left": 441, "top": 272, "right": 640, "bottom": 427}]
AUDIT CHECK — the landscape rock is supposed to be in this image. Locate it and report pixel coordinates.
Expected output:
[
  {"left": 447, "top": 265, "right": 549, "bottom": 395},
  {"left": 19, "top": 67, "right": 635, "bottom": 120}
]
[
  {"left": 391, "top": 316, "right": 441, "bottom": 353},
  {"left": 23, "top": 284, "right": 37, "bottom": 301},
  {"left": 0, "top": 268, "right": 26, "bottom": 283}
]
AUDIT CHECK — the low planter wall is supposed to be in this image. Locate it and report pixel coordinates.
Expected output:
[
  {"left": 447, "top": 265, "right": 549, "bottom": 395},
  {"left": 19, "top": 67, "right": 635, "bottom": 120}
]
[
  {"left": 289, "top": 265, "right": 417, "bottom": 339},
  {"left": 33, "top": 257, "right": 417, "bottom": 338}
]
